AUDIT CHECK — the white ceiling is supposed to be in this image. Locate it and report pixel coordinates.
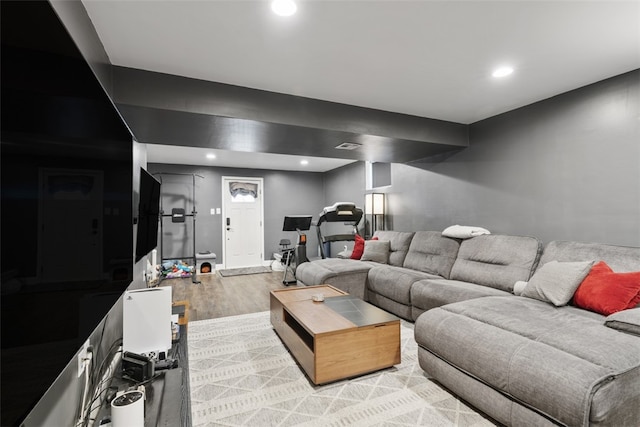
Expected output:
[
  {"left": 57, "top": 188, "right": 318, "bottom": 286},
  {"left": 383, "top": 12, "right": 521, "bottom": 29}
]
[{"left": 82, "top": 0, "right": 640, "bottom": 170}]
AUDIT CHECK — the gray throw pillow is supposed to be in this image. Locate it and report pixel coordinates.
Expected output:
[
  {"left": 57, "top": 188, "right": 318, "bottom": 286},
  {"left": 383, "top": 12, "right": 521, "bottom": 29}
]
[
  {"left": 605, "top": 308, "right": 640, "bottom": 337},
  {"left": 522, "top": 260, "right": 594, "bottom": 306},
  {"left": 360, "top": 240, "right": 390, "bottom": 264}
]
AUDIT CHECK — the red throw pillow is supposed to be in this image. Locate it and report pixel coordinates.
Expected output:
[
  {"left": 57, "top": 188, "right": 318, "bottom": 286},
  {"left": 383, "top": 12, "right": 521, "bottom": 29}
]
[
  {"left": 573, "top": 261, "right": 640, "bottom": 315},
  {"left": 350, "top": 235, "right": 378, "bottom": 260}
]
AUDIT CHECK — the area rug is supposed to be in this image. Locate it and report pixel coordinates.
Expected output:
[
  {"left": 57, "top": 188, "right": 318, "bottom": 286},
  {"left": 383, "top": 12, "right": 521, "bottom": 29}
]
[
  {"left": 188, "top": 311, "right": 496, "bottom": 426},
  {"left": 218, "top": 266, "right": 272, "bottom": 277}
]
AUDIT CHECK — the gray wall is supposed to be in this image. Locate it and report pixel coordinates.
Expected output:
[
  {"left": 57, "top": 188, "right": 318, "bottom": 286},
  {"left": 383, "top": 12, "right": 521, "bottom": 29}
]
[
  {"left": 384, "top": 70, "right": 640, "bottom": 246},
  {"left": 147, "top": 162, "right": 369, "bottom": 264},
  {"left": 147, "top": 163, "right": 327, "bottom": 264}
]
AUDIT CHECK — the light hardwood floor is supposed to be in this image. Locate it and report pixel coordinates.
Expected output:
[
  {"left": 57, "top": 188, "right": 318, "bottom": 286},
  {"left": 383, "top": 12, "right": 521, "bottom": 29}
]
[{"left": 160, "top": 270, "right": 290, "bottom": 321}]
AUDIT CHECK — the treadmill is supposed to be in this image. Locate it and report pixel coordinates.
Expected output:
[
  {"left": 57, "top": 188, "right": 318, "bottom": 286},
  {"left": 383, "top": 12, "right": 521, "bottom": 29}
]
[{"left": 315, "top": 202, "right": 363, "bottom": 259}]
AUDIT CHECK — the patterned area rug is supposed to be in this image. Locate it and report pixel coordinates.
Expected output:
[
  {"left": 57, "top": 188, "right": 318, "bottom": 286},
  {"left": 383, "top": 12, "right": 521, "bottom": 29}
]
[
  {"left": 188, "top": 311, "right": 496, "bottom": 426},
  {"left": 218, "top": 266, "right": 272, "bottom": 277}
]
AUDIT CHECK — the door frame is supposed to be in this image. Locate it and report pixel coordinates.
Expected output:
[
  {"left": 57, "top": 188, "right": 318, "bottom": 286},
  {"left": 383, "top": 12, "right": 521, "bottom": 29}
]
[{"left": 221, "top": 176, "right": 265, "bottom": 269}]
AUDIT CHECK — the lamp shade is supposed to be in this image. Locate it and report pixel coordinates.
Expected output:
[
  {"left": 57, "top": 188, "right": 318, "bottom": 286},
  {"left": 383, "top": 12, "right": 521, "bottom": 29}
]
[
  {"left": 365, "top": 193, "right": 385, "bottom": 215},
  {"left": 372, "top": 193, "right": 384, "bottom": 215}
]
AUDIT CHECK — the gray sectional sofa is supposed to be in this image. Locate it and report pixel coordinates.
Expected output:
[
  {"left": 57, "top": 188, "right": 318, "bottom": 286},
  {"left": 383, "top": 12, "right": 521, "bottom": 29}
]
[{"left": 295, "top": 231, "right": 640, "bottom": 426}]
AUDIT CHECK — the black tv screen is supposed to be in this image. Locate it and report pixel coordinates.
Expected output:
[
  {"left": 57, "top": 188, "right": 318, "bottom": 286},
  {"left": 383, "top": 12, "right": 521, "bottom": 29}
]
[
  {"left": 136, "top": 168, "right": 161, "bottom": 262},
  {"left": 1, "top": 2, "right": 133, "bottom": 424},
  {"left": 283, "top": 215, "right": 313, "bottom": 231}
]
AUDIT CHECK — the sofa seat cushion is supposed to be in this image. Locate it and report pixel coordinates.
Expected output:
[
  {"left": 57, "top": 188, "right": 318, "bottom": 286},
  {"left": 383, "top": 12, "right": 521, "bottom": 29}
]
[
  {"left": 415, "top": 296, "right": 640, "bottom": 426},
  {"left": 367, "top": 265, "right": 440, "bottom": 305},
  {"left": 295, "top": 258, "right": 376, "bottom": 286},
  {"left": 449, "top": 234, "right": 542, "bottom": 292},
  {"left": 605, "top": 308, "right": 640, "bottom": 337},
  {"left": 295, "top": 258, "right": 378, "bottom": 299},
  {"left": 402, "top": 231, "right": 461, "bottom": 278},
  {"left": 411, "top": 278, "right": 512, "bottom": 313}
]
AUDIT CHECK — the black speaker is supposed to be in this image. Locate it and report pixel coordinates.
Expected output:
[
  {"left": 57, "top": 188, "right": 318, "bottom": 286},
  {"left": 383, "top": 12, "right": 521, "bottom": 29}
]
[{"left": 122, "top": 352, "right": 154, "bottom": 382}]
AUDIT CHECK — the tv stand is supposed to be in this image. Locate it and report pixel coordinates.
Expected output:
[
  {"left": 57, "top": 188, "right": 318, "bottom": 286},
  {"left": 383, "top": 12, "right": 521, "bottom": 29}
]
[{"left": 95, "top": 324, "right": 190, "bottom": 425}]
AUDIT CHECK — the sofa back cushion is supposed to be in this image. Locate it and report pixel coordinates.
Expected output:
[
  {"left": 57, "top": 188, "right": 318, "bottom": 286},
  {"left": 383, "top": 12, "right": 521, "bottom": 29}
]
[
  {"left": 449, "top": 234, "right": 542, "bottom": 292},
  {"left": 538, "top": 240, "right": 640, "bottom": 272},
  {"left": 372, "top": 231, "right": 415, "bottom": 267},
  {"left": 402, "top": 231, "right": 461, "bottom": 278}
]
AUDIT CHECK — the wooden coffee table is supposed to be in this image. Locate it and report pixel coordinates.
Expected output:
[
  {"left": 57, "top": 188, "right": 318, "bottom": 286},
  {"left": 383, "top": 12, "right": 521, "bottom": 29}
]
[{"left": 270, "top": 284, "right": 401, "bottom": 384}]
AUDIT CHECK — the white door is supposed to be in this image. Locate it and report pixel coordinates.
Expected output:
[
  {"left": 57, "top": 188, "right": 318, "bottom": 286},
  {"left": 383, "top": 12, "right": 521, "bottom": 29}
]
[{"left": 222, "top": 177, "right": 264, "bottom": 269}]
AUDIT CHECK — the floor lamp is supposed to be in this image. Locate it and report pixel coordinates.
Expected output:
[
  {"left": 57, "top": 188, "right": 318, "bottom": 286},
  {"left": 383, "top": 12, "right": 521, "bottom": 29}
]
[{"left": 365, "top": 193, "right": 385, "bottom": 238}]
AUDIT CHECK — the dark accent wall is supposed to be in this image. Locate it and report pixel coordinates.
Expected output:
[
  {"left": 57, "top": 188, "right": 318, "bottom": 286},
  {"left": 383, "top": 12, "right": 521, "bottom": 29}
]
[
  {"left": 382, "top": 70, "right": 640, "bottom": 246},
  {"left": 147, "top": 163, "right": 327, "bottom": 264}
]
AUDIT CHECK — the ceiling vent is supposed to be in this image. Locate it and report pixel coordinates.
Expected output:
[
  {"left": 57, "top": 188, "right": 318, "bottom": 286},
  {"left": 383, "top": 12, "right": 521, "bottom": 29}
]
[{"left": 334, "top": 142, "right": 362, "bottom": 150}]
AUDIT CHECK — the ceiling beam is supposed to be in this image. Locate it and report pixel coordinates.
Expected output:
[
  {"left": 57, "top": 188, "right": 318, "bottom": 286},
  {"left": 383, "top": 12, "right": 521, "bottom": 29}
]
[
  {"left": 113, "top": 67, "right": 468, "bottom": 163},
  {"left": 117, "top": 103, "right": 465, "bottom": 163}
]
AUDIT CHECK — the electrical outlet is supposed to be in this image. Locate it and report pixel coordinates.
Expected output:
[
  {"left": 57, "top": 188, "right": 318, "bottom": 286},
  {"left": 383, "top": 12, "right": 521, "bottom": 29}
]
[{"left": 77, "top": 339, "right": 90, "bottom": 377}]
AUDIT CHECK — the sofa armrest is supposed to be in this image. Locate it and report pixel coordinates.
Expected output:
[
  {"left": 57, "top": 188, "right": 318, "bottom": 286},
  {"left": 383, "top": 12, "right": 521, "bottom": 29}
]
[{"left": 605, "top": 308, "right": 640, "bottom": 336}]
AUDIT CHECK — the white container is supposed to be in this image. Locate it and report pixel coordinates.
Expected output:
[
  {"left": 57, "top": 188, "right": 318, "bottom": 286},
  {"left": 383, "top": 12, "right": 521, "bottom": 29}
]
[
  {"left": 111, "top": 390, "right": 144, "bottom": 427},
  {"left": 123, "top": 287, "right": 171, "bottom": 359}
]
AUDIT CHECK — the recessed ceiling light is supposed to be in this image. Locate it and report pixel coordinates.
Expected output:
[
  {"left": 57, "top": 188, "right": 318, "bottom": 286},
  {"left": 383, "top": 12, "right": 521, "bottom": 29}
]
[
  {"left": 206, "top": 153, "right": 216, "bottom": 159},
  {"left": 492, "top": 66, "right": 514, "bottom": 78},
  {"left": 300, "top": 159, "right": 309, "bottom": 165},
  {"left": 271, "top": 0, "right": 297, "bottom": 16}
]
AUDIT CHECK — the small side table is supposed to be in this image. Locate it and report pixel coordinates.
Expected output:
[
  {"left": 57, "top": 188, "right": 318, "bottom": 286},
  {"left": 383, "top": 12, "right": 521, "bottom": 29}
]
[{"left": 172, "top": 300, "right": 189, "bottom": 326}]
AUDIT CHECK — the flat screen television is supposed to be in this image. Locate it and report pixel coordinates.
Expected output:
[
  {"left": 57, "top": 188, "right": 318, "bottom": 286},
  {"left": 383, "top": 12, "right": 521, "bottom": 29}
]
[
  {"left": 136, "top": 168, "right": 162, "bottom": 262},
  {"left": 1, "top": 2, "right": 134, "bottom": 424}
]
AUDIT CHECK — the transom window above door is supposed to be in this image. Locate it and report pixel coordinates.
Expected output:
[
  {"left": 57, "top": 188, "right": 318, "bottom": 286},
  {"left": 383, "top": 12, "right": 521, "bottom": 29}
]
[{"left": 229, "top": 181, "right": 258, "bottom": 203}]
